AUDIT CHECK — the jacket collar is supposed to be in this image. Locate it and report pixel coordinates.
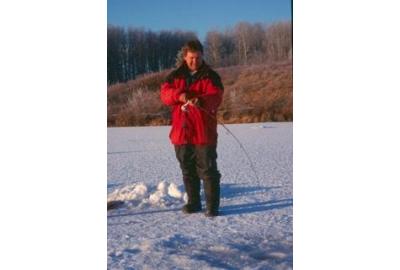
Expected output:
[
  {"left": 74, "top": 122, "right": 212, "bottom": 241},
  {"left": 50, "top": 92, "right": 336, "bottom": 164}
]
[{"left": 177, "top": 62, "right": 210, "bottom": 81}]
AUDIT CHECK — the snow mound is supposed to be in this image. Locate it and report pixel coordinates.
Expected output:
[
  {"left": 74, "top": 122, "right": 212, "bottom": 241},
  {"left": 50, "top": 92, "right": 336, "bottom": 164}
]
[
  {"left": 168, "top": 183, "right": 183, "bottom": 199},
  {"left": 108, "top": 181, "right": 187, "bottom": 209},
  {"left": 107, "top": 182, "right": 148, "bottom": 202}
]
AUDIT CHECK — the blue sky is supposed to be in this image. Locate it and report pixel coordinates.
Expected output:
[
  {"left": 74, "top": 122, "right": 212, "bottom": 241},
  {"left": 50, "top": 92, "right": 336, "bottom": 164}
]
[{"left": 108, "top": 0, "right": 292, "bottom": 41}]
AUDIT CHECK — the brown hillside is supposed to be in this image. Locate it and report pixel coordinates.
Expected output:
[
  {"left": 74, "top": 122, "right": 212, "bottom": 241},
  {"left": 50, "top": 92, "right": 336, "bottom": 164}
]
[{"left": 107, "top": 61, "right": 292, "bottom": 126}]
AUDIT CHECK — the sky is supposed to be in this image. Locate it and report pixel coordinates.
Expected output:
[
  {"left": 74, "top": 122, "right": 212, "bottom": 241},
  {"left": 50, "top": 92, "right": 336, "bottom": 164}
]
[{"left": 108, "top": 0, "right": 292, "bottom": 41}]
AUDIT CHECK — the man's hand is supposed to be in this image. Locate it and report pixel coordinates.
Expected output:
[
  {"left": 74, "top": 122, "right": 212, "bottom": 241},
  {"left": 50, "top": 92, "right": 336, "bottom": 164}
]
[
  {"left": 178, "top": 93, "right": 187, "bottom": 103},
  {"left": 179, "top": 92, "right": 197, "bottom": 103}
]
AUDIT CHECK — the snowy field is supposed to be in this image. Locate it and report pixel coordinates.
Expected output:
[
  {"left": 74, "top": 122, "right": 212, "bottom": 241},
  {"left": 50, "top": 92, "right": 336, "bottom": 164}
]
[{"left": 107, "top": 122, "right": 293, "bottom": 270}]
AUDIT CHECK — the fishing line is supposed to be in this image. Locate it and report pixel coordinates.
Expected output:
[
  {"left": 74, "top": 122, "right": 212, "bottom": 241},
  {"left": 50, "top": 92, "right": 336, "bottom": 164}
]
[{"left": 182, "top": 102, "right": 260, "bottom": 182}]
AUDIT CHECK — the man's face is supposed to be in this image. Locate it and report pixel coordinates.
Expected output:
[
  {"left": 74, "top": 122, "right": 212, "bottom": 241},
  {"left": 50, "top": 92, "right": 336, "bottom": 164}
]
[{"left": 184, "top": 51, "right": 203, "bottom": 72}]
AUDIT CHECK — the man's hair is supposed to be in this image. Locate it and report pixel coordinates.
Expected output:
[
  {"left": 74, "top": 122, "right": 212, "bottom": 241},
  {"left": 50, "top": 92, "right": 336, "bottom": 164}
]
[{"left": 182, "top": 39, "right": 203, "bottom": 56}]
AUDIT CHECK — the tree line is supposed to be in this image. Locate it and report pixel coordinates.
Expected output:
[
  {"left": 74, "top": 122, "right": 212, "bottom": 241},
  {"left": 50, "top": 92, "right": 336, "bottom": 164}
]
[
  {"left": 204, "top": 21, "right": 292, "bottom": 67},
  {"left": 108, "top": 26, "right": 197, "bottom": 84},
  {"left": 108, "top": 21, "right": 292, "bottom": 85}
]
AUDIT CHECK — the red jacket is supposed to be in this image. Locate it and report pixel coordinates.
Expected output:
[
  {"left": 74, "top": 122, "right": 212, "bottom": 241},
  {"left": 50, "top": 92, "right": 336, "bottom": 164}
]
[{"left": 160, "top": 63, "right": 224, "bottom": 145}]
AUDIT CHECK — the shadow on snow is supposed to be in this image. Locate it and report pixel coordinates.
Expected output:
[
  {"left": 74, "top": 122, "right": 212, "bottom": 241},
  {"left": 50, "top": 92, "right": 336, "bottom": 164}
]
[
  {"left": 220, "top": 198, "right": 292, "bottom": 216},
  {"left": 219, "top": 183, "right": 281, "bottom": 199}
]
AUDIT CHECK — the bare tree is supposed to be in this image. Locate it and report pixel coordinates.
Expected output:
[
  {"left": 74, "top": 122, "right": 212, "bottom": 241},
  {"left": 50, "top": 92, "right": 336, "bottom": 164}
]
[
  {"left": 220, "top": 28, "right": 236, "bottom": 66},
  {"left": 248, "top": 23, "right": 266, "bottom": 64},
  {"left": 146, "top": 30, "right": 160, "bottom": 72},
  {"left": 234, "top": 22, "right": 259, "bottom": 65},
  {"left": 108, "top": 25, "right": 126, "bottom": 84},
  {"left": 264, "top": 22, "right": 292, "bottom": 61},
  {"left": 204, "top": 31, "right": 224, "bottom": 66}
]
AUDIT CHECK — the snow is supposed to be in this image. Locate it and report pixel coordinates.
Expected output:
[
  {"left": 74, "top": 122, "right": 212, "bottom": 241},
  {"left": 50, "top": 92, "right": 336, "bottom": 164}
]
[
  {"left": 108, "top": 122, "right": 293, "bottom": 269},
  {"left": 107, "top": 181, "right": 187, "bottom": 208}
]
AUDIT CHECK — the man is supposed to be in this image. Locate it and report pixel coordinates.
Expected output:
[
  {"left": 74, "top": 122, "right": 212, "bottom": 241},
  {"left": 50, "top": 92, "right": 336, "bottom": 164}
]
[{"left": 160, "top": 39, "right": 224, "bottom": 217}]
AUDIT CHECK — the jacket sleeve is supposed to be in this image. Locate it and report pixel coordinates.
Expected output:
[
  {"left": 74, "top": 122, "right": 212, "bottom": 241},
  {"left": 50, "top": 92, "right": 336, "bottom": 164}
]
[
  {"left": 199, "top": 75, "right": 224, "bottom": 114},
  {"left": 160, "top": 78, "right": 185, "bottom": 106}
]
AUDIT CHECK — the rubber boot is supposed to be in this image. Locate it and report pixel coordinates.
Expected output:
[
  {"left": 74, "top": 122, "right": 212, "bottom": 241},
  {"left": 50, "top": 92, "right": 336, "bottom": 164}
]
[
  {"left": 203, "top": 176, "right": 220, "bottom": 217},
  {"left": 182, "top": 176, "right": 202, "bottom": 213}
]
